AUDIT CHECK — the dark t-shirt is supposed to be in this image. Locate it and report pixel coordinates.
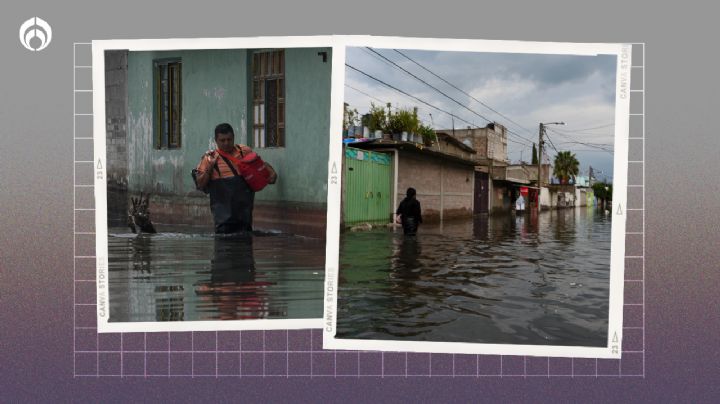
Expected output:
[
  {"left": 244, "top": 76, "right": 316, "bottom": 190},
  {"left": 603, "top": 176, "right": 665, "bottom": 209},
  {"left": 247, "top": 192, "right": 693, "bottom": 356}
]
[{"left": 396, "top": 197, "right": 422, "bottom": 223}]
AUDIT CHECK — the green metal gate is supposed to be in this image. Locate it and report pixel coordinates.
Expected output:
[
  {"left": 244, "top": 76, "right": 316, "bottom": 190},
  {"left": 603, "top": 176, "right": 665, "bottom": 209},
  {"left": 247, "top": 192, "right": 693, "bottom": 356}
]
[{"left": 344, "top": 147, "right": 392, "bottom": 226}]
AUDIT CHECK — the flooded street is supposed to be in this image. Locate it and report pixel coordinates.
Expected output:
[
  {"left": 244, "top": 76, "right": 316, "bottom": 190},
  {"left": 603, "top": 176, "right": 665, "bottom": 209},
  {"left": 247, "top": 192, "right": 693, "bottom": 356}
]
[
  {"left": 108, "top": 227, "right": 325, "bottom": 322},
  {"left": 336, "top": 208, "right": 612, "bottom": 347}
]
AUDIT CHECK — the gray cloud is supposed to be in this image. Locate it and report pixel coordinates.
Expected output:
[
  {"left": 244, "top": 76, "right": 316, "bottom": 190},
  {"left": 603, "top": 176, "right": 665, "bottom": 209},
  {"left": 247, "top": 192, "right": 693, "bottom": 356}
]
[{"left": 344, "top": 47, "right": 619, "bottom": 181}]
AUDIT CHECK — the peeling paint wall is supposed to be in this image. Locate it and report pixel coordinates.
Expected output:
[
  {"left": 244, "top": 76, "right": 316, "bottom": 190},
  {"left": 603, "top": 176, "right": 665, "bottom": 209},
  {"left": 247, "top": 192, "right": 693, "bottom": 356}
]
[
  {"left": 127, "top": 49, "right": 248, "bottom": 196},
  {"left": 126, "top": 48, "right": 331, "bottom": 205},
  {"left": 123, "top": 48, "right": 331, "bottom": 233},
  {"left": 105, "top": 50, "right": 129, "bottom": 226},
  {"left": 248, "top": 47, "right": 332, "bottom": 205}
]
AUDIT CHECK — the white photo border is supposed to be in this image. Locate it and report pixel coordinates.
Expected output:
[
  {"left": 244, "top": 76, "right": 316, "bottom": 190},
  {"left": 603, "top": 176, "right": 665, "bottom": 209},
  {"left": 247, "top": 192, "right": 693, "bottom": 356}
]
[
  {"left": 322, "top": 36, "right": 631, "bottom": 359},
  {"left": 92, "top": 36, "right": 341, "bottom": 333}
]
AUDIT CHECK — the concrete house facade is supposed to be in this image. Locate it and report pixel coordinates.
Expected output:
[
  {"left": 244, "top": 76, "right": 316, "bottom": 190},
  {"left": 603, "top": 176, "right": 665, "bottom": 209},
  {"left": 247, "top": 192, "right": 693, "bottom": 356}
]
[
  {"left": 105, "top": 48, "right": 332, "bottom": 237},
  {"left": 445, "top": 123, "right": 509, "bottom": 163},
  {"left": 437, "top": 123, "right": 513, "bottom": 214},
  {"left": 343, "top": 136, "right": 476, "bottom": 226}
]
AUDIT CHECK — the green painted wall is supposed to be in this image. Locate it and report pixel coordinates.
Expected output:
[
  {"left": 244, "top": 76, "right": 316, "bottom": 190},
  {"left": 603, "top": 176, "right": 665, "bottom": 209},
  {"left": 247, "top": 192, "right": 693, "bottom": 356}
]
[
  {"left": 126, "top": 47, "right": 331, "bottom": 206},
  {"left": 247, "top": 47, "right": 332, "bottom": 205},
  {"left": 127, "top": 49, "right": 248, "bottom": 195}
]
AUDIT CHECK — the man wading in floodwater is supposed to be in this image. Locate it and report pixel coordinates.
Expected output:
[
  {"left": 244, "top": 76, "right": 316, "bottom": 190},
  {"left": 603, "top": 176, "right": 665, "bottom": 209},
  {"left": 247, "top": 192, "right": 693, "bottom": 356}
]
[
  {"left": 194, "top": 123, "right": 276, "bottom": 234},
  {"left": 396, "top": 187, "right": 422, "bottom": 235}
]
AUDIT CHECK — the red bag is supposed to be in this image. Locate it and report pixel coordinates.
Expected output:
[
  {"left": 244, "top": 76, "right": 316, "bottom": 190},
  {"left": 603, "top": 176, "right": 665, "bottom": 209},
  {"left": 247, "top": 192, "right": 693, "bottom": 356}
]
[{"left": 216, "top": 148, "right": 275, "bottom": 192}]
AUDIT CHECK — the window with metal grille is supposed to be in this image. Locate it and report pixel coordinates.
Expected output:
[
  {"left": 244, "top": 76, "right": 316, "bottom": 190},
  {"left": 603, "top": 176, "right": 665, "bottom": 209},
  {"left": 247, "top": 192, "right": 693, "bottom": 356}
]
[
  {"left": 252, "top": 50, "right": 285, "bottom": 148},
  {"left": 154, "top": 59, "right": 182, "bottom": 149}
]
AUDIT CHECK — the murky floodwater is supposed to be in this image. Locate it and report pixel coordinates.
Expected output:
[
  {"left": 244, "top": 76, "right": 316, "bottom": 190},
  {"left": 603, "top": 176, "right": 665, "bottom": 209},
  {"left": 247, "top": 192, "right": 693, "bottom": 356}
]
[
  {"left": 336, "top": 208, "right": 612, "bottom": 347},
  {"left": 108, "top": 227, "right": 325, "bottom": 322}
]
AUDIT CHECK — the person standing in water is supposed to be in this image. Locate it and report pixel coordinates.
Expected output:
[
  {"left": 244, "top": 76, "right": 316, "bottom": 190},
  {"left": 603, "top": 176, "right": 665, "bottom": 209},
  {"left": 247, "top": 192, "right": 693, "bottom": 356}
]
[
  {"left": 194, "top": 123, "right": 276, "bottom": 234},
  {"left": 396, "top": 187, "right": 422, "bottom": 235}
]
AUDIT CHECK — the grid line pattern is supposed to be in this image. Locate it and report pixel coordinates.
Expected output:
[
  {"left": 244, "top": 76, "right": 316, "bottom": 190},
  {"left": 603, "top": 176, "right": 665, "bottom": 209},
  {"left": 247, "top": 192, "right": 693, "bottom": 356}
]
[{"left": 73, "top": 42, "right": 645, "bottom": 378}]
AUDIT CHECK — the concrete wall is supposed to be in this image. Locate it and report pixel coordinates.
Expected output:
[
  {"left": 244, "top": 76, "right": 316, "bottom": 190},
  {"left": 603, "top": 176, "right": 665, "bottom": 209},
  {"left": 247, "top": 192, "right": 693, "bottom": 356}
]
[
  {"left": 575, "top": 187, "right": 595, "bottom": 207},
  {"left": 105, "top": 50, "right": 129, "bottom": 226},
  {"left": 540, "top": 187, "right": 551, "bottom": 208},
  {"left": 121, "top": 48, "right": 331, "bottom": 236},
  {"left": 557, "top": 191, "right": 575, "bottom": 207},
  {"left": 443, "top": 123, "right": 508, "bottom": 162},
  {"left": 396, "top": 151, "right": 474, "bottom": 221},
  {"left": 484, "top": 124, "right": 508, "bottom": 162},
  {"left": 248, "top": 48, "right": 332, "bottom": 205},
  {"left": 490, "top": 181, "right": 512, "bottom": 214},
  {"left": 435, "top": 134, "right": 476, "bottom": 161},
  {"left": 540, "top": 186, "right": 592, "bottom": 209},
  {"left": 127, "top": 48, "right": 330, "bottom": 200},
  {"left": 543, "top": 185, "right": 577, "bottom": 209},
  {"left": 576, "top": 188, "right": 586, "bottom": 207},
  {"left": 127, "top": 49, "right": 249, "bottom": 196},
  {"left": 506, "top": 164, "right": 551, "bottom": 184}
]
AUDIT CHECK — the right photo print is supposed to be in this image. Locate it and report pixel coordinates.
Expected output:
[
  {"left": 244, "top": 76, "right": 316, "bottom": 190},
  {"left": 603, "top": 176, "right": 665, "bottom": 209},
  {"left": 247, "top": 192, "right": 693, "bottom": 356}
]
[{"left": 326, "top": 38, "right": 630, "bottom": 358}]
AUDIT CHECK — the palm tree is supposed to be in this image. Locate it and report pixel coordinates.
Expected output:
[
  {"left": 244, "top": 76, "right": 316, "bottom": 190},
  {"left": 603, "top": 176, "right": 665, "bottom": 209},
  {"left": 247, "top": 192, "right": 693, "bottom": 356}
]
[{"left": 553, "top": 151, "right": 580, "bottom": 184}]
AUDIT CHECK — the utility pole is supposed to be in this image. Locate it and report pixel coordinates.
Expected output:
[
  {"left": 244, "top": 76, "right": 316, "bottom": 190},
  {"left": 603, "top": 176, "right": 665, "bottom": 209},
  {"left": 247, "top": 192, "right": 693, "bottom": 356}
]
[
  {"left": 536, "top": 122, "right": 564, "bottom": 214},
  {"left": 537, "top": 123, "right": 544, "bottom": 214}
]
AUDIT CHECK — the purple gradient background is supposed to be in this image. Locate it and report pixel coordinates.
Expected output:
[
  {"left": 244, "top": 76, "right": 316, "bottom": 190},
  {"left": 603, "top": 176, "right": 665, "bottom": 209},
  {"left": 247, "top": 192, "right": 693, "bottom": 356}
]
[{"left": 2, "top": 1, "right": 719, "bottom": 401}]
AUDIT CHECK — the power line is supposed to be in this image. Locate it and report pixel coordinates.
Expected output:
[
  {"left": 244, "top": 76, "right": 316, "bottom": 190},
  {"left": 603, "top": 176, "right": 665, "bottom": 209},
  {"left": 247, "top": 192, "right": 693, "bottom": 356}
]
[
  {"left": 393, "top": 48, "right": 538, "bottom": 139},
  {"left": 552, "top": 125, "right": 616, "bottom": 137},
  {"left": 555, "top": 142, "right": 613, "bottom": 153},
  {"left": 562, "top": 149, "right": 615, "bottom": 153},
  {"left": 545, "top": 127, "right": 614, "bottom": 157},
  {"left": 547, "top": 127, "right": 614, "bottom": 154},
  {"left": 346, "top": 63, "right": 484, "bottom": 134},
  {"left": 553, "top": 130, "right": 615, "bottom": 137},
  {"left": 343, "top": 83, "right": 432, "bottom": 127},
  {"left": 544, "top": 132, "right": 560, "bottom": 153},
  {"left": 366, "top": 49, "right": 491, "bottom": 124},
  {"left": 554, "top": 123, "right": 614, "bottom": 132},
  {"left": 344, "top": 83, "right": 387, "bottom": 105},
  {"left": 360, "top": 47, "right": 399, "bottom": 71},
  {"left": 365, "top": 48, "right": 535, "bottom": 146},
  {"left": 558, "top": 141, "right": 613, "bottom": 148}
]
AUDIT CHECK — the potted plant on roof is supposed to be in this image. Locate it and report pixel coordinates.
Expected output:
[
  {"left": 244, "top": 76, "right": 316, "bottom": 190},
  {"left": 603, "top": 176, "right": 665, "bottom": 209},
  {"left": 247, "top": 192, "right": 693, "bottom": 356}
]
[
  {"left": 360, "top": 113, "right": 371, "bottom": 139},
  {"left": 344, "top": 107, "right": 360, "bottom": 138},
  {"left": 395, "top": 108, "right": 418, "bottom": 142},
  {"left": 419, "top": 123, "right": 437, "bottom": 147},
  {"left": 410, "top": 107, "right": 420, "bottom": 143},
  {"left": 368, "top": 102, "right": 387, "bottom": 139},
  {"left": 385, "top": 110, "right": 404, "bottom": 141}
]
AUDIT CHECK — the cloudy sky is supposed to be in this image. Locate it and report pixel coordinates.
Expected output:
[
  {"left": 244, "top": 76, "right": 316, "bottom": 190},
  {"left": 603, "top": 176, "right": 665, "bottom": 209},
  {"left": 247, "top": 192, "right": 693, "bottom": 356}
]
[{"left": 344, "top": 47, "right": 618, "bottom": 182}]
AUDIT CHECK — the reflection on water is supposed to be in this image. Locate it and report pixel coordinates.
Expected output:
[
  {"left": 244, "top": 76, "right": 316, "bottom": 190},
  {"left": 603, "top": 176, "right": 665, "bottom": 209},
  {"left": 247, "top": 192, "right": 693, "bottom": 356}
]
[
  {"left": 337, "top": 208, "right": 611, "bottom": 347},
  {"left": 108, "top": 227, "right": 325, "bottom": 322}
]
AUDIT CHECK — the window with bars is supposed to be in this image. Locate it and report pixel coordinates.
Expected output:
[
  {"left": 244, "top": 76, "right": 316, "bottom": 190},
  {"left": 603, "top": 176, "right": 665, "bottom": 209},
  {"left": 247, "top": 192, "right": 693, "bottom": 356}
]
[
  {"left": 252, "top": 50, "right": 285, "bottom": 148},
  {"left": 154, "top": 59, "right": 182, "bottom": 149}
]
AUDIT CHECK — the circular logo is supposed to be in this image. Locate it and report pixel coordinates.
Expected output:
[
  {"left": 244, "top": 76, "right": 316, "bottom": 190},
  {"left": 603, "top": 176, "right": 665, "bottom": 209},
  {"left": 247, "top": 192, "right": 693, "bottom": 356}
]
[{"left": 19, "top": 17, "right": 52, "bottom": 52}]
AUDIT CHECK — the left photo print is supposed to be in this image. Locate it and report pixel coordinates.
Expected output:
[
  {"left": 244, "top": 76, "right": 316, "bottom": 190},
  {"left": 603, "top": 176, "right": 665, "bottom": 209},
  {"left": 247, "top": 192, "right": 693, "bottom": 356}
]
[{"left": 93, "top": 38, "right": 336, "bottom": 332}]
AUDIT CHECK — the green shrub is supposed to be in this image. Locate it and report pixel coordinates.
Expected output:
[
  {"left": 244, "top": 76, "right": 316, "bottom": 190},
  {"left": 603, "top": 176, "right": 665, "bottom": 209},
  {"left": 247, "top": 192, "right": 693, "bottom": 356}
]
[
  {"left": 385, "top": 111, "right": 404, "bottom": 134},
  {"left": 395, "top": 108, "right": 418, "bottom": 134},
  {"left": 418, "top": 123, "right": 436, "bottom": 145},
  {"left": 368, "top": 103, "right": 387, "bottom": 132}
]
